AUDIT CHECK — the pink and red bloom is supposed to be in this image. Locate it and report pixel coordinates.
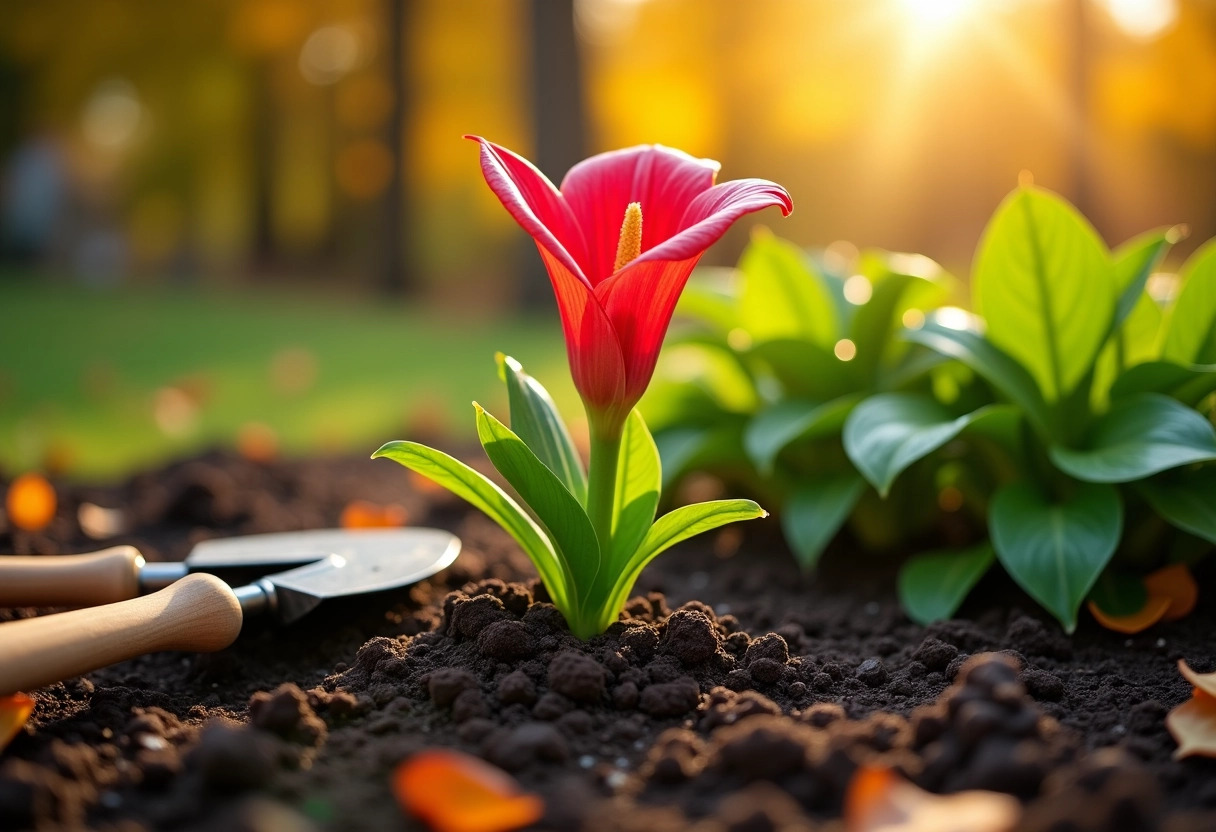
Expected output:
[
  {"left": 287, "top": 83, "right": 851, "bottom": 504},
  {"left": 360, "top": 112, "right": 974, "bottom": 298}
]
[{"left": 471, "top": 136, "right": 792, "bottom": 436}]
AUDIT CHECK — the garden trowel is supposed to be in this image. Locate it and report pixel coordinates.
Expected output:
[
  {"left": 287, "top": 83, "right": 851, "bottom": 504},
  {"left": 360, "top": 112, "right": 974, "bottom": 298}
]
[{"left": 0, "top": 527, "right": 460, "bottom": 696}]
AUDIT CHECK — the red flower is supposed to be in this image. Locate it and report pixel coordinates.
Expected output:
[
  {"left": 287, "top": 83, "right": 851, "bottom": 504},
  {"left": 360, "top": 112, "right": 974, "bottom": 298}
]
[{"left": 470, "top": 136, "right": 792, "bottom": 435}]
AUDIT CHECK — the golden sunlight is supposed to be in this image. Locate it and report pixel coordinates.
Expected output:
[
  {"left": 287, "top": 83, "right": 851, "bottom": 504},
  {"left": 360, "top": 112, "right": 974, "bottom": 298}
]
[{"left": 896, "top": 0, "right": 977, "bottom": 31}]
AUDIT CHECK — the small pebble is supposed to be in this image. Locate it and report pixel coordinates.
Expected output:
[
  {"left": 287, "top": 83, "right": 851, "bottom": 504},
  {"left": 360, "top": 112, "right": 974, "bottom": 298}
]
[
  {"left": 579, "top": 754, "right": 596, "bottom": 768},
  {"left": 606, "top": 770, "right": 628, "bottom": 789},
  {"left": 864, "top": 602, "right": 881, "bottom": 615}
]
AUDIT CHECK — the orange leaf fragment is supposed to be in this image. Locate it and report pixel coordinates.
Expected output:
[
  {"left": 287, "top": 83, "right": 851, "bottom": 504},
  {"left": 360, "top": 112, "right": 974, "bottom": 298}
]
[
  {"left": 845, "top": 765, "right": 1020, "bottom": 832},
  {"left": 1087, "top": 595, "right": 1172, "bottom": 635},
  {"left": 340, "top": 500, "right": 409, "bottom": 529},
  {"left": 1178, "top": 660, "right": 1216, "bottom": 700},
  {"left": 5, "top": 473, "right": 57, "bottom": 532},
  {"left": 0, "top": 693, "right": 34, "bottom": 752},
  {"left": 1167, "top": 687, "right": 1216, "bottom": 760},
  {"left": 237, "top": 422, "right": 279, "bottom": 464},
  {"left": 393, "top": 749, "right": 544, "bottom": 832},
  {"left": 1144, "top": 564, "right": 1198, "bottom": 622}
]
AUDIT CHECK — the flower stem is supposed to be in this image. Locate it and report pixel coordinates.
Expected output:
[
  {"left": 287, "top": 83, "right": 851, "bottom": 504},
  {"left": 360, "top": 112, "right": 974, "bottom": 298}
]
[{"left": 586, "top": 428, "right": 622, "bottom": 553}]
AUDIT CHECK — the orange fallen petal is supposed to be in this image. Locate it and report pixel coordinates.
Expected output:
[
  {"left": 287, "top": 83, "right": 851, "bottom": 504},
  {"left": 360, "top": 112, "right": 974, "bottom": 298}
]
[
  {"left": 1167, "top": 688, "right": 1216, "bottom": 760},
  {"left": 393, "top": 749, "right": 544, "bottom": 832},
  {"left": 237, "top": 422, "right": 279, "bottom": 464},
  {"left": 0, "top": 693, "right": 34, "bottom": 751},
  {"left": 1087, "top": 595, "right": 1172, "bottom": 634},
  {"left": 408, "top": 470, "right": 449, "bottom": 496},
  {"left": 340, "top": 500, "right": 409, "bottom": 529},
  {"left": 845, "top": 764, "right": 1020, "bottom": 832},
  {"left": 1144, "top": 564, "right": 1198, "bottom": 622},
  {"left": 5, "top": 473, "right": 57, "bottom": 532},
  {"left": 1178, "top": 660, "right": 1216, "bottom": 700}
]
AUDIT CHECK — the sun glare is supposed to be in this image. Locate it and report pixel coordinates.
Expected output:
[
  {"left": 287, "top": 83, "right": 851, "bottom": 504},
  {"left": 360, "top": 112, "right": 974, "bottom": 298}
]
[{"left": 897, "top": 0, "right": 975, "bottom": 30}]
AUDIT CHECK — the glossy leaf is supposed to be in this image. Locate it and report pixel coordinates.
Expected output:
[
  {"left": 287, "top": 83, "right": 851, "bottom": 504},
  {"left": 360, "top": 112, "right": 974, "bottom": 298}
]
[
  {"left": 1113, "top": 229, "right": 1174, "bottom": 331},
  {"left": 1110, "top": 361, "right": 1216, "bottom": 407},
  {"left": 849, "top": 271, "right": 937, "bottom": 382},
  {"left": 898, "top": 543, "right": 995, "bottom": 626},
  {"left": 990, "top": 481, "right": 1122, "bottom": 632},
  {"left": 745, "top": 396, "right": 858, "bottom": 474},
  {"left": 476, "top": 406, "right": 599, "bottom": 609},
  {"left": 653, "top": 427, "right": 712, "bottom": 488},
  {"left": 606, "top": 410, "right": 661, "bottom": 572},
  {"left": 974, "top": 186, "right": 1113, "bottom": 402},
  {"left": 750, "top": 338, "right": 857, "bottom": 401},
  {"left": 843, "top": 394, "right": 995, "bottom": 497},
  {"left": 903, "top": 313, "right": 1054, "bottom": 439},
  {"left": 781, "top": 473, "right": 867, "bottom": 571},
  {"left": 498, "top": 354, "right": 587, "bottom": 505},
  {"left": 738, "top": 231, "right": 836, "bottom": 348},
  {"left": 1163, "top": 239, "right": 1216, "bottom": 365},
  {"left": 1136, "top": 466, "right": 1216, "bottom": 544},
  {"left": 372, "top": 439, "right": 573, "bottom": 614},
  {"left": 1049, "top": 393, "right": 1216, "bottom": 483}
]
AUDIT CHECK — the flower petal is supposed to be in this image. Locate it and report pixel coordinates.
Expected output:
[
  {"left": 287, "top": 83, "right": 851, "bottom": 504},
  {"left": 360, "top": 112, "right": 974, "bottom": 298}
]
[
  {"left": 561, "top": 145, "right": 720, "bottom": 284},
  {"left": 595, "top": 256, "right": 702, "bottom": 408},
  {"left": 466, "top": 136, "right": 591, "bottom": 285},
  {"left": 633, "top": 178, "right": 793, "bottom": 268}
]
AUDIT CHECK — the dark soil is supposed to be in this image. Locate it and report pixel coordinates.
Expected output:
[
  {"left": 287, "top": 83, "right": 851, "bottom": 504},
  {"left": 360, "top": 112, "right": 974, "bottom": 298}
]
[{"left": 2, "top": 450, "right": 1216, "bottom": 831}]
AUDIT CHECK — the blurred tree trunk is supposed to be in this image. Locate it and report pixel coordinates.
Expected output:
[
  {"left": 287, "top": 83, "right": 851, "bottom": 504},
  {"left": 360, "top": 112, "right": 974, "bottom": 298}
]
[
  {"left": 381, "top": 0, "right": 414, "bottom": 296},
  {"left": 524, "top": 0, "right": 586, "bottom": 308}
]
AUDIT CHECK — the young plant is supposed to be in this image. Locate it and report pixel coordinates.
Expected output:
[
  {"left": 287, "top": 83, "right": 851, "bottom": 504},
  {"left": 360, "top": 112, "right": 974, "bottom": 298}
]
[
  {"left": 644, "top": 231, "right": 956, "bottom": 570},
  {"left": 375, "top": 138, "right": 792, "bottom": 639},
  {"left": 858, "top": 184, "right": 1216, "bottom": 631}
]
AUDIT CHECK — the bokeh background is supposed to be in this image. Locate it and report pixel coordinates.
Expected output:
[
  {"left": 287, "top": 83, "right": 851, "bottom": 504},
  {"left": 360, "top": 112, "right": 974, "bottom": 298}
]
[{"left": 2, "top": 0, "right": 1214, "bottom": 480}]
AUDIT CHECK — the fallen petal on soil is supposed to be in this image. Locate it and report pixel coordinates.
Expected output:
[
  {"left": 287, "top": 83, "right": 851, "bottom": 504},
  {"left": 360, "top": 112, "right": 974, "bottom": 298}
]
[
  {"left": 0, "top": 693, "right": 34, "bottom": 751},
  {"left": 1167, "top": 688, "right": 1216, "bottom": 760},
  {"left": 1178, "top": 660, "right": 1216, "bottom": 700},
  {"left": 1144, "top": 564, "right": 1198, "bottom": 622},
  {"left": 5, "top": 472, "right": 57, "bottom": 532},
  {"left": 845, "top": 765, "right": 1020, "bottom": 832},
  {"left": 1087, "top": 595, "right": 1171, "bottom": 634},
  {"left": 340, "top": 500, "right": 409, "bottom": 529},
  {"left": 393, "top": 748, "right": 544, "bottom": 832}
]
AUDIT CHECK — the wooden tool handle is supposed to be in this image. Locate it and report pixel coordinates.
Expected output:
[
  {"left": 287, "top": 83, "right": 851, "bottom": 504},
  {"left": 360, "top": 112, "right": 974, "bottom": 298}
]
[
  {"left": 0, "top": 547, "right": 145, "bottom": 608},
  {"left": 0, "top": 573, "right": 242, "bottom": 697}
]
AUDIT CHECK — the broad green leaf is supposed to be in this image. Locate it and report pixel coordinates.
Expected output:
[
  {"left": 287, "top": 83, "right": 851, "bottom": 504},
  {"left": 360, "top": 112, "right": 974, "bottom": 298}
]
[
  {"left": 1088, "top": 570, "right": 1148, "bottom": 617},
  {"left": 653, "top": 341, "right": 759, "bottom": 413},
  {"left": 898, "top": 543, "right": 995, "bottom": 625},
  {"left": 843, "top": 394, "right": 996, "bottom": 496},
  {"left": 750, "top": 339, "right": 857, "bottom": 401},
  {"left": 372, "top": 439, "right": 573, "bottom": 612},
  {"left": 653, "top": 427, "right": 711, "bottom": 488},
  {"left": 744, "top": 396, "right": 858, "bottom": 474},
  {"left": 673, "top": 268, "right": 741, "bottom": 333},
  {"left": 1164, "top": 239, "right": 1216, "bottom": 365},
  {"left": 498, "top": 354, "right": 587, "bottom": 505},
  {"left": 780, "top": 473, "right": 867, "bottom": 571},
  {"left": 903, "top": 313, "right": 1055, "bottom": 439},
  {"left": 607, "top": 410, "right": 661, "bottom": 571},
  {"left": 849, "top": 269, "right": 941, "bottom": 383},
  {"left": 1113, "top": 229, "right": 1174, "bottom": 331},
  {"left": 1110, "top": 361, "right": 1216, "bottom": 407},
  {"left": 974, "top": 186, "right": 1113, "bottom": 401},
  {"left": 475, "top": 406, "right": 598, "bottom": 608},
  {"left": 990, "top": 481, "right": 1122, "bottom": 632},
  {"left": 1049, "top": 393, "right": 1216, "bottom": 483},
  {"left": 738, "top": 231, "right": 837, "bottom": 348},
  {"left": 600, "top": 499, "right": 767, "bottom": 632},
  {"left": 1137, "top": 466, "right": 1216, "bottom": 544}
]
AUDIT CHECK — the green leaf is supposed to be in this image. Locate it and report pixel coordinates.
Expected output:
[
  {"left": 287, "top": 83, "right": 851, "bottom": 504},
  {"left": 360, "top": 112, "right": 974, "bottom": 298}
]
[
  {"left": 1049, "top": 393, "right": 1216, "bottom": 483},
  {"left": 475, "top": 405, "right": 599, "bottom": 608},
  {"left": 780, "top": 473, "right": 867, "bottom": 571},
  {"left": 744, "top": 396, "right": 858, "bottom": 474},
  {"left": 1113, "top": 229, "right": 1174, "bottom": 331},
  {"left": 848, "top": 263, "right": 944, "bottom": 383},
  {"left": 990, "top": 481, "right": 1122, "bottom": 632},
  {"left": 372, "top": 439, "right": 573, "bottom": 612},
  {"left": 1164, "top": 239, "right": 1216, "bottom": 365},
  {"left": 749, "top": 339, "right": 857, "bottom": 400},
  {"left": 843, "top": 393, "right": 996, "bottom": 496},
  {"left": 1110, "top": 361, "right": 1216, "bottom": 407},
  {"left": 1088, "top": 570, "right": 1148, "bottom": 617},
  {"left": 903, "top": 313, "right": 1055, "bottom": 439},
  {"left": 898, "top": 543, "right": 995, "bottom": 625},
  {"left": 600, "top": 499, "right": 767, "bottom": 633},
  {"left": 653, "top": 427, "right": 711, "bottom": 488},
  {"left": 738, "top": 231, "right": 837, "bottom": 348},
  {"left": 1137, "top": 466, "right": 1216, "bottom": 544},
  {"left": 974, "top": 186, "right": 1113, "bottom": 401},
  {"left": 607, "top": 410, "right": 661, "bottom": 571},
  {"left": 497, "top": 354, "right": 587, "bottom": 505}
]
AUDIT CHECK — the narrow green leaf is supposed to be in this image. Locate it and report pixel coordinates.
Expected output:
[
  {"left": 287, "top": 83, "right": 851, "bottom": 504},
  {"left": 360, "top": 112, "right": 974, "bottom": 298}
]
[
  {"left": 372, "top": 440, "right": 572, "bottom": 611},
  {"left": 744, "top": 396, "right": 858, "bottom": 474},
  {"left": 990, "top": 481, "right": 1122, "bottom": 632},
  {"left": 1137, "top": 466, "right": 1216, "bottom": 544},
  {"left": 1049, "top": 393, "right": 1216, "bottom": 483},
  {"left": 599, "top": 500, "right": 767, "bottom": 633},
  {"left": 843, "top": 394, "right": 995, "bottom": 496},
  {"left": 974, "top": 186, "right": 1114, "bottom": 401},
  {"left": 497, "top": 354, "right": 587, "bottom": 505},
  {"left": 475, "top": 405, "right": 598, "bottom": 608},
  {"left": 904, "top": 313, "right": 1055, "bottom": 440},
  {"left": 898, "top": 543, "right": 995, "bottom": 626},
  {"left": 780, "top": 473, "right": 867, "bottom": 571},
  {"left": 1113, "top": 229, "right": 1174, "bottom": 331},
  {"left": 1110, "top": 361, "right": 1216, "bottom": 407},
  {"left": 608, "top": 410, "right": 661, "bottom": 571},
  {"left": 1164, "top": 239, "right": 1216, "bottom": 365},
  {"left": 738, "top": 231, "right": 837, "bottom": 348}
]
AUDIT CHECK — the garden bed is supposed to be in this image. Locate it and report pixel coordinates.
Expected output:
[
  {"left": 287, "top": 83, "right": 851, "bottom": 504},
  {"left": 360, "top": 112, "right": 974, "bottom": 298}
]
[{"left": 2, "top": 450, "right": 1215, "bottom": 831}]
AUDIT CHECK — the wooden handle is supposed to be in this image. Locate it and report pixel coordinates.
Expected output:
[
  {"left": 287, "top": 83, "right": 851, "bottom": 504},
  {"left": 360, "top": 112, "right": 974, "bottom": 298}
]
[
  {"left": 0, "top": 547, "right": 144, "bottom": 608},
  {"left": 0, "top": 573, "right": 242, "bottom": 696}
]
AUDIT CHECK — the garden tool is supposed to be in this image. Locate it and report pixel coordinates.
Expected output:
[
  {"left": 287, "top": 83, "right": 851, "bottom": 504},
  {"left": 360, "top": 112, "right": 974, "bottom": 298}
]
[{"left": 0, "top": 527, "right": 460, "bottom": 696}]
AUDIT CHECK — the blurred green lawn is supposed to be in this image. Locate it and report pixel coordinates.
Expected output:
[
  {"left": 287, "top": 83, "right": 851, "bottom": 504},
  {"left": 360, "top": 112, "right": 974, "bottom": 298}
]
[{"left": 0, "top": 280, "right": 572, "bottom": 482}]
